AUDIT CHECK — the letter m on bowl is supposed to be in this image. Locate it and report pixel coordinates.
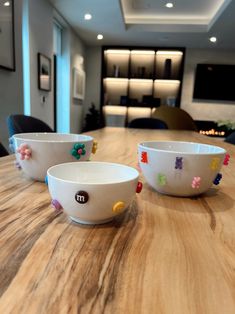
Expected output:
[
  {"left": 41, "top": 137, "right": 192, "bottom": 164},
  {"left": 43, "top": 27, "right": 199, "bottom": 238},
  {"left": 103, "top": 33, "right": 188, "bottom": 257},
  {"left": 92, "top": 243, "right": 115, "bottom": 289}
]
[{"left": 76, "top": 195, "right": 85, "bottom": 202}]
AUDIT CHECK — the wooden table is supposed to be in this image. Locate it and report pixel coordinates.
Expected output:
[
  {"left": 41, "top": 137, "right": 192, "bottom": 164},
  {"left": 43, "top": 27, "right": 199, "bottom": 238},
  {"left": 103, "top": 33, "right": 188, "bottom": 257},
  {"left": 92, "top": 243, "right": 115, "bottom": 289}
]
[{"left": 0, "top": 127, "right": 235, "bottom": 314}]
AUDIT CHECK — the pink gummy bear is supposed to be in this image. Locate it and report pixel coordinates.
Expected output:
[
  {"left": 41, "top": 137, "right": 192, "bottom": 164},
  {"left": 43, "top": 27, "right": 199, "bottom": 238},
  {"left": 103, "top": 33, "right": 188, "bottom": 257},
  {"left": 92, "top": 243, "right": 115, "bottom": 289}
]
[{"left": 191, "top": 176, "right": 201, "bottom": 189}]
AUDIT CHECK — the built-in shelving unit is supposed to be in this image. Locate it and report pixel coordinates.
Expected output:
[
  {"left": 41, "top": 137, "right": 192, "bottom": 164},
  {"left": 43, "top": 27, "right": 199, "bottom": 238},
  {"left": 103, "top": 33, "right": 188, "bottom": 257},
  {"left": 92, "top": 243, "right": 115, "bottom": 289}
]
[{"left": 101, "top": 46, "right": 185, "bottom": 126}]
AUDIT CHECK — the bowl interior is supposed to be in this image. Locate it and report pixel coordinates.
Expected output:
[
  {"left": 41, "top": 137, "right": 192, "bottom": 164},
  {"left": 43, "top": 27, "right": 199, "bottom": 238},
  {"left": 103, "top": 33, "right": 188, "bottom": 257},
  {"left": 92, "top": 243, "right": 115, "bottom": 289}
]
[
  {"left": 47, "top": 162, "right": 139, "bottom": 184},
  {"left": 139, "top": 141, "right": 225, "bottom": 154},
  {"left": 13, "top": 133, "right": 93, "bottom": 142}
]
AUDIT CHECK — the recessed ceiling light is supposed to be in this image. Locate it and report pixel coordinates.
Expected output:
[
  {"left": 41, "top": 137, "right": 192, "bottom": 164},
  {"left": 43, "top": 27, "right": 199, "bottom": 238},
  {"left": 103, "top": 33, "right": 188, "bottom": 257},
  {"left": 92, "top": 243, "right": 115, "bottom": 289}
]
[
  {"left": 165, "top": 2, "right": 174, "bottom": 8},
  {"left": 209, "top": 36, "right": 217, "bottom": 43},
  {"left": 4, "top": 1, "right": 10, "bottom": 6},
  {"left": 97, "top": 34, "right": 103, "bottom": 40},
  {"left": 84, "top": 13, "right": 92, "bottom": 20}
]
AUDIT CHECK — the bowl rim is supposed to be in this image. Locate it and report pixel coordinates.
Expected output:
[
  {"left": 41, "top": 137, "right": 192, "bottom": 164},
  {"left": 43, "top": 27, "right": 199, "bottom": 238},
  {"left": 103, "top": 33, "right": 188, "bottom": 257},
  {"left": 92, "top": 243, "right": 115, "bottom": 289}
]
[
  {"left": 138, "top": 140, "right": 226, "bottom": 155},
  {"left": 47, "top": 161, "right": 139, "bottom": 185},
  {"left": 12, "top": 132, "right": 93, "bottom": 143}
]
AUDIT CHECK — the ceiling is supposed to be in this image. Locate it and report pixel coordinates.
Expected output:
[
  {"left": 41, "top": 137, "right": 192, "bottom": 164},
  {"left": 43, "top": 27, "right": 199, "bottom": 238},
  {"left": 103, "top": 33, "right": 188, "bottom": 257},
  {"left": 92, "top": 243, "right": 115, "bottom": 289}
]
[{"left": 49, "top": 0, "right": 235, "bottom": 49}]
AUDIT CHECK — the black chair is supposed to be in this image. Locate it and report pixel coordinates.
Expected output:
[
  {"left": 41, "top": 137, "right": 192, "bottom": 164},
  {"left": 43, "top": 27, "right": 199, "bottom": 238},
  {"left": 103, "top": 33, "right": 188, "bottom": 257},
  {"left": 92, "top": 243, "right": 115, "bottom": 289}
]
[
  {"left": 7, "top": 114, "right": 54, "bottom": 137},
  {"left": 0, "top": 142, "right": 9, "bottom": 157},
  {"left": 128, "top": 117, "right": 168, "bottom": 129},
  {"left": 225, "top": 131, "right": 235, "bottom": 145}
]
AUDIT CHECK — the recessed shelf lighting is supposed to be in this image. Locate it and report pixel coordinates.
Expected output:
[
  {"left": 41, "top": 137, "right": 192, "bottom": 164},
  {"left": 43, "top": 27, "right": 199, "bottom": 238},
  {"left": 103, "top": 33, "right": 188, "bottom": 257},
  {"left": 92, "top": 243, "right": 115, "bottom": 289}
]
[
  {"left": 106, "top": 49, "right": 130, "bottom": 54},
  {"left": 104, "top": 78, "right": 128, "bottom": 83},
  {"left": 155, "top": 80, "right": 180, "bottom": 84},
  {"left": 156, "top": 51, "right": 183, "bottom": 55},
  {"left": 84, "top": 13, "right": 92, "bottom": 20},
  {"left": 209, "top": 36, "right": 217, "bottom": 43},
  {"left": 131, "top": 50, "right": 155, "bottom": 55},
  {"left": 4, "top": 1, "right": 10, "bottom": 6},
  {"left": 130, "top": 79, "right": 153, "bottom": 83},
  {"left": 97, "top": 34, "right": 103, "bottom": 40},
  {"left": 165, "top": 2, "right": 174, "bottom": 8}
]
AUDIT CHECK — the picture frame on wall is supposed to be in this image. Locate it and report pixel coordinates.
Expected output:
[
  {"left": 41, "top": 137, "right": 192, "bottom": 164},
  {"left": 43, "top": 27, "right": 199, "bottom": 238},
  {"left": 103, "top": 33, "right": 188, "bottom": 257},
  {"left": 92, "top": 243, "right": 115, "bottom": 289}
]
[
  {"left": 38, "top": 53, "right": 51, "bottom": 91},
  {"left": 73, "top": 67, "right": 86, "bottom": 100},
  {"left": 0, "top": 0, "right": 15, "bottom": 71}
]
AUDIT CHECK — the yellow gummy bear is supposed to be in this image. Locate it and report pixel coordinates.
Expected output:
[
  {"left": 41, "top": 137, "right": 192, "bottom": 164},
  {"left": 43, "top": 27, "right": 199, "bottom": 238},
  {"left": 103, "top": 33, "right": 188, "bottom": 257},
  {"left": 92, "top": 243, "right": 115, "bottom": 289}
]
[{"left": 92, "top": 141, "right": 98, "bottom": 154}]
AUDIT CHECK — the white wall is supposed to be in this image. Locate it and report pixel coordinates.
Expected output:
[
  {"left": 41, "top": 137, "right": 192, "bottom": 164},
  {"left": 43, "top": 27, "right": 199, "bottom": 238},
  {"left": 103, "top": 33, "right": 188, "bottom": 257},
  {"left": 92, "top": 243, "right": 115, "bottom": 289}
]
[
  {"left": 70, "top": 31, "right": 86, "bottom": 133},
  {"left": 0, "top": 0, "right": 24, "bottom": 149},
  {"left": 27, "top": 1, "right": 87, "bottom": 134},
  {"left": 28, "top": 0, "right": 54, "bottom": 129},
  {"left": 83, "top": 46, "right": 101, "bottom": 129},
  {"left": 181, "top": 48, "right": 235, "bottom": 121}
]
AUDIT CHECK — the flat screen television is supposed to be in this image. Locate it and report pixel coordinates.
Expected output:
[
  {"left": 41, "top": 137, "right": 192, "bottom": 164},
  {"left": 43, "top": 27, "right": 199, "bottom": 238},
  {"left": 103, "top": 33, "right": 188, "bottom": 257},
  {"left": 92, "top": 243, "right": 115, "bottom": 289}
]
[{"left": 193, "top": 64, "right": 235, "bottom": 101}]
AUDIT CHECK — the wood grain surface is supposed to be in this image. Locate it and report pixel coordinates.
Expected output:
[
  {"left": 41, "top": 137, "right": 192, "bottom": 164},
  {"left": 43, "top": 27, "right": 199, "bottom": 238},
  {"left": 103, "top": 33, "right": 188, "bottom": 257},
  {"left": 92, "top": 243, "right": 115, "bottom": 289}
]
[{"left": 0, "top": 127, "right": 235, "bottom": 314}]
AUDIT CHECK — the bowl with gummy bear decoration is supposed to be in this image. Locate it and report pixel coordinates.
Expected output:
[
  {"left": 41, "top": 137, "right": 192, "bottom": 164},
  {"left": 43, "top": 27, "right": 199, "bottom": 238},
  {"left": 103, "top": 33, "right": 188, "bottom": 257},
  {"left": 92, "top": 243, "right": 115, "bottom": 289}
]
[{"left": 138, "top": 140, "right": 228, "bottom": 197}]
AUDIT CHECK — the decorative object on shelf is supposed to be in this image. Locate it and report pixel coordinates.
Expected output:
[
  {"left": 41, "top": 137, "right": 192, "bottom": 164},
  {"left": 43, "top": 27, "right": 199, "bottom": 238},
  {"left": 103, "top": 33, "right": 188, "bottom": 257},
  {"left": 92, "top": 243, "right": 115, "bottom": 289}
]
[
  {"left": 153, "top": 98, "right": 161, "bottom": 107},
  {"left": 113, "top": 64, "right": 120, "bottom": 77},
  {"left": 142, "top": 95, "right": 153, "bottom": 106},
  {"left": 83, "top": 103, "right": 101, "bottom": 131},
  {"left": 166, "top": 96, "right": 176, "bottom": 107},
  {"left": 129, "top": 98, "right": 138, "bottom": 106},
  {"left": 142, "top": 95, "right": 160, "bottom": 107},
  {"left": 137, "top": 66, "right": 146, "bottom": 78},
  {"left": 73, "top": 67, "right": 86, "bottom": 99},
  {"left": 163, "top": 58, "right": 172, "bottom": 79},
  {"left": 38, "top": 53, "right": 51, "bottom": 91},
  {"left": 120, "top": 95, "right": 129, "bottom": 105},
  {"left": 0, "top": 0, "right": 15, "bottom": 71}
]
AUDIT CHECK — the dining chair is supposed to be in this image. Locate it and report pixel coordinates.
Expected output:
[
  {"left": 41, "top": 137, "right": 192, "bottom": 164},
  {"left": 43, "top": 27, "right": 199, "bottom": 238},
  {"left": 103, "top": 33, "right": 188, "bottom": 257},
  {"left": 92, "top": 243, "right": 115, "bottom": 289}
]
[
  {"left": 225, "top": 131, "right": 235, "bottom": 145},
  {"left": 152, "top": 106, "right": 197, "bottom": 131},
  {"left": 0, "top": 142, "right": 9, "bottom": 157},
  {"left": 7, "top": 114, "right": 54, "bottom": 137},
  {"left": 128, "top": 117, "right": 168, "bottom": 129}
]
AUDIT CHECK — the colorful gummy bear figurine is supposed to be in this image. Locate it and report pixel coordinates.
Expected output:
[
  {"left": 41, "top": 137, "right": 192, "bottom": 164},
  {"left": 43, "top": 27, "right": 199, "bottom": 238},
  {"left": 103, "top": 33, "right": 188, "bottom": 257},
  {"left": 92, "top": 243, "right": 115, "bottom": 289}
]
[{"left": 213, "top": 173, "right": 222, "bottom": 185}]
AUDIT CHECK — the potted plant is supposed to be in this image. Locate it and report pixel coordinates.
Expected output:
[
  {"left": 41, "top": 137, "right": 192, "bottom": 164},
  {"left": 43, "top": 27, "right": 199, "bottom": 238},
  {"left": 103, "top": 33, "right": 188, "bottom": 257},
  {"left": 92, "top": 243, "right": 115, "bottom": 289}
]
[
  {"left": 83, "top": 103, "right": 101, "bottom": 132},
  {"left": 217, "top": 120, "right": 235, "bottom": 136}
]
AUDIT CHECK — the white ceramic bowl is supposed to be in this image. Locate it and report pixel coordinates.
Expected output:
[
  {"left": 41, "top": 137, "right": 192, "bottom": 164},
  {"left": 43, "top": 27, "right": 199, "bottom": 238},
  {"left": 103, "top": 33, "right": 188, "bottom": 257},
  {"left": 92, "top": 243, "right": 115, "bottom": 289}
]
[
  {"left": 13, "top": 133, "right": 96, "bottom": 181},
  {"left": 47, "top": 162, "right": 141, "bottom": 225},
  {"left": 138, "top": 141, "right": 227, "bottom": 197}
]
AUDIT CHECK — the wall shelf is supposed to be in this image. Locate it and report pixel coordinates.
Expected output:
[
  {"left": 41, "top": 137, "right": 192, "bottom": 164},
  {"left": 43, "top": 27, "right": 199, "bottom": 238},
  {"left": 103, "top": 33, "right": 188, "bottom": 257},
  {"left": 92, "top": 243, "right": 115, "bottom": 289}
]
[{"left": 101, "top": 46, "right": 185, "bottom": 126}]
